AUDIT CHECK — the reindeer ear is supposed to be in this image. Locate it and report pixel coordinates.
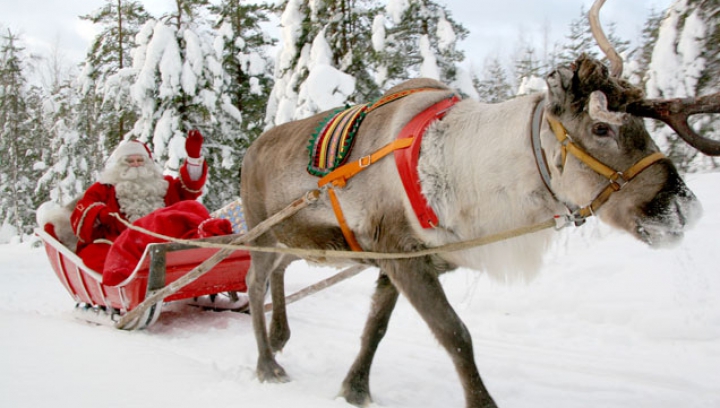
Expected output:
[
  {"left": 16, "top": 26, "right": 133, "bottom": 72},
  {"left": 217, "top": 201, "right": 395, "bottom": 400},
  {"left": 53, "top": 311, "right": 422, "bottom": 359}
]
[
  {"left": 588, "top": 91, "right": 626, "bottom": 125},
  {"left": 545, "top": 66, "right": 575, "bottom": 116}
]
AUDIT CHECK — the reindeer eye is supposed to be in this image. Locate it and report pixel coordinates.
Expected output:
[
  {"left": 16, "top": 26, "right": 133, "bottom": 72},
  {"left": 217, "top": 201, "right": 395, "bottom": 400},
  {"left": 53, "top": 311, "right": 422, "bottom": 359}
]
[{"left": 592, "top": 122, "right": 611, "bottom": 137}]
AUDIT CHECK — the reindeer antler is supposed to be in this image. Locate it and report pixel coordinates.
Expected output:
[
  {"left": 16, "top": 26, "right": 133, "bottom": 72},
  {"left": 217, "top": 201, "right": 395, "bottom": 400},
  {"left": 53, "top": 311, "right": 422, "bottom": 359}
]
[
  {"left": 627, "top": 94, "right": 720, "bottom": 156},
  {"left": 588, "top": 0, "right": 623, "bottom": 77},
  {"left": 589, "top": 0, "right": 720, "bottom": 156}
]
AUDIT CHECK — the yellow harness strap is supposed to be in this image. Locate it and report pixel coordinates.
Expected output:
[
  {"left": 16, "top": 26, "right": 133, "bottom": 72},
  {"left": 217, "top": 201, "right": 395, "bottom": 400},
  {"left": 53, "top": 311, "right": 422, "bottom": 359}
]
[{"left": 546, "top": 116, "right": 666, "bottom": 219}]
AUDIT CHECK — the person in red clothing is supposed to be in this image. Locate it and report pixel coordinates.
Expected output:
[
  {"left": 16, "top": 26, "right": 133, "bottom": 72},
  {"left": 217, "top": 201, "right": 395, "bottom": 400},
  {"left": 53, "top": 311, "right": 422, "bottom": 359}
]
[{"left": 71, "top": 130, "right": 231, "bottom": 282}]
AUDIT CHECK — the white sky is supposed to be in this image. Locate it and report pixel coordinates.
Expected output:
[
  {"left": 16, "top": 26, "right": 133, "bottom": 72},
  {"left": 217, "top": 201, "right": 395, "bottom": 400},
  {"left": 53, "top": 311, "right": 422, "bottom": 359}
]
[{"left": 0, "top": 0, "right": 672, "bottom": 74}]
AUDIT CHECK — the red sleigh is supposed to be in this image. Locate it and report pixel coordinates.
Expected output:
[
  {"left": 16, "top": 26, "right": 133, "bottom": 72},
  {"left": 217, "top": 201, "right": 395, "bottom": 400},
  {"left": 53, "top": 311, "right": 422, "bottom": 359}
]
[{"left": 36, "top": 200, "right": 251, "bottom": 330}]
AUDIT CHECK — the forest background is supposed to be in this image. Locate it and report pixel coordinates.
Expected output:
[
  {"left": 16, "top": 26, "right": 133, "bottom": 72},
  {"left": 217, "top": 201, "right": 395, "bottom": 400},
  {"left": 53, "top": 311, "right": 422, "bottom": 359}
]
[{"left": 0, "top": 0, "right": 718, "bottom": 242}]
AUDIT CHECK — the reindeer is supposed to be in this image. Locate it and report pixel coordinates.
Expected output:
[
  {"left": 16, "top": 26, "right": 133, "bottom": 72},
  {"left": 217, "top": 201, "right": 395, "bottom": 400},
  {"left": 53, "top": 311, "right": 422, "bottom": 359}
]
[{"left": 239, "top": 1, "right": 719, "bottom": 406}]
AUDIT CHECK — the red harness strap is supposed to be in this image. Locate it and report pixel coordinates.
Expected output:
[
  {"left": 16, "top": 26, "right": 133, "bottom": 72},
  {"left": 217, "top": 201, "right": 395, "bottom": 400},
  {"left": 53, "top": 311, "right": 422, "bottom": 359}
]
[
  {"left": 317, "top": 95, "right": 461, "bottom": 251},
  {"left": 395, "top": 95, "right": 461, "bottom": 228}
]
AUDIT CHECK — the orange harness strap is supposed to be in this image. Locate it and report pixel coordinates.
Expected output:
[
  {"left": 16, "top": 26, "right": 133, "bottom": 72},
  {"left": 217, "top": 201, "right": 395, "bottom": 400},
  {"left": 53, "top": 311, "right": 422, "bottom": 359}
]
[{"left": 318, "top": 138, "right": 414, "bottom": 251}]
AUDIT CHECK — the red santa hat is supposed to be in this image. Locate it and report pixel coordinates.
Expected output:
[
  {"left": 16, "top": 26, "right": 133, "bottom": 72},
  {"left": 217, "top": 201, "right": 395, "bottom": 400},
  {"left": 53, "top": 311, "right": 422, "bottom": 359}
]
[{"left": 107, "top": 140, "right": 153, "bottom": 165}]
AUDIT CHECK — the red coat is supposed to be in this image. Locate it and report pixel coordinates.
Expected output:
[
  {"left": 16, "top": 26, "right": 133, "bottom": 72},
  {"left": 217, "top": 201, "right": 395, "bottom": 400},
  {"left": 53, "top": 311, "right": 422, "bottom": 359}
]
[{"left": 70, "top": 162, "right": 207, "bottom": 256}]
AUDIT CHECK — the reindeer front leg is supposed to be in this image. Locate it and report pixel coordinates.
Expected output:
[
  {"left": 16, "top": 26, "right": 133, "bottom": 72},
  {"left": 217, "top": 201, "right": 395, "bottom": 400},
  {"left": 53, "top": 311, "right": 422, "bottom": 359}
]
[{"left": 386, "top": 257, "right": 498, "bottom": 408}]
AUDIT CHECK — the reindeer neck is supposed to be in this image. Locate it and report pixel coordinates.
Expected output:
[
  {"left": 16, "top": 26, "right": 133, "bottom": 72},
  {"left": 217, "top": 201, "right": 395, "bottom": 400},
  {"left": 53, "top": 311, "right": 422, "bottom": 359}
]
[{"left": 418, "top": 94, "right": 564, "bottom": 239}]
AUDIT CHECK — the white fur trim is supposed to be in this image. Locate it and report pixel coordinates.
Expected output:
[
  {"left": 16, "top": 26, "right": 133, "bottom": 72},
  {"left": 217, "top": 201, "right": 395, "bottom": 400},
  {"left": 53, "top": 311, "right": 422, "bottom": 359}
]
[
  {"left": 75, "top": 202, "right": 105, "bottom": 243},
  {"left": 186, "top": 156, "right": 204, "bottom": 166},
  {"left": 107, "top": 140, "right": 151, "bottom": 165},
  {"left": 186, "top": 157, "right": 204, "bottom": 181},
  {"left": 36, "top": 201, "right": 78, "bottom": 251}
]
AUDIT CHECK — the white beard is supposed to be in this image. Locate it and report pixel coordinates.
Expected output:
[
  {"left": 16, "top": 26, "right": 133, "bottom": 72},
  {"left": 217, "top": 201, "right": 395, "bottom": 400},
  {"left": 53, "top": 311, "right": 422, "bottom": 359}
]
[{"left": 100, "top": 161, "right": 169, "bottom": 222}]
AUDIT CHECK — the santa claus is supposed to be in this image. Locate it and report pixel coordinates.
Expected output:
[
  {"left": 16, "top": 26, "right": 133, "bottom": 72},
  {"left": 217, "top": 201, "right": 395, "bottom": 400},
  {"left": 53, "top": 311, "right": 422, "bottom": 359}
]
[{"left": 71, "top": 130, "right": 231, "bottom": 284}]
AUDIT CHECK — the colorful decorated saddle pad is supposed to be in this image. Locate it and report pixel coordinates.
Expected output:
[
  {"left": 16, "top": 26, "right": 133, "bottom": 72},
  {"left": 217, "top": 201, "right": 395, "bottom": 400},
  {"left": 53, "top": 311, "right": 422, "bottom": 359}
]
[
  {"left": 307, "top": 88, "right": 440, "bottom": 177},
  {"left": 307, "top": 104, "right": 368, "bottom": 177}
]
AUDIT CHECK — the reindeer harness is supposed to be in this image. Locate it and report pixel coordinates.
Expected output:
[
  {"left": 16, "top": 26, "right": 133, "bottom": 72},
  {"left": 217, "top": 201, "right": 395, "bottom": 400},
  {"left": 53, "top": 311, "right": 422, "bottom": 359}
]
[
  {"left": 312, "top": 89, "right": 460, "bottom": 251},
  {"left": 531, "top": 99, "right": 666, "bottom": 226}
]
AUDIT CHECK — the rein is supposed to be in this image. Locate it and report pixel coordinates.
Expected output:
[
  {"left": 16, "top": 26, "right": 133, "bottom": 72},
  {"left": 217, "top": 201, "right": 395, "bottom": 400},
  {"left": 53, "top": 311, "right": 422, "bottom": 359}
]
[
  {"left": 113, "top": 210, "right": 559, "bottom": 261},
  {"left": 531, "top": 98, "right": 666, "bottom": 226}
]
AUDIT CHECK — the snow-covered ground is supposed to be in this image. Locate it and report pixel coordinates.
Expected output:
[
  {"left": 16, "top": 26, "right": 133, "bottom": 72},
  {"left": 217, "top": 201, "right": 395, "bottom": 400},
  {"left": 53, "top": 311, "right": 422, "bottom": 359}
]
[{"left": 2, "top": 172, "right": 719, "bottom": 408}]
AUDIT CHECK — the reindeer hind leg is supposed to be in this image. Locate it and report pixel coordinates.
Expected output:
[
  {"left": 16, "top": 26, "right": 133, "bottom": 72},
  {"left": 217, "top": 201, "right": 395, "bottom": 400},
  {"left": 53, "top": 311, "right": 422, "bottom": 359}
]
[
  {"left": 247, "top": 250, "right": 291, "bottom": 383},
  {"left": 268, "top": 254, "right": 297, "bottom": 352},
  {"left": 341, "top": 272, "right": 400, "bottom": 407}
]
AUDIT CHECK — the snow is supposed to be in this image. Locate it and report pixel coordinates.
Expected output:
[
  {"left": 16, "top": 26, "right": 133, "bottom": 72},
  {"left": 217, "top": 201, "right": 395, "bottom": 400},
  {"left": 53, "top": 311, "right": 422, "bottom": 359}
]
[
  {"left": 386, "top": 0, "right": 409, "bottom": 24},
  {"left": 372, "top": 14, "right": 386, "bottom": 53},
  {"left": 646, "top": 0, "right": 706, "bottom": 99},
  {"left": 2, "top": 172, "right": 720, "bottom": 408},
  {"left": 451, "top": 66, "right": 479, "bottom": 100},
  {"left": 517, "top": 75, "right": 548, "bottom": 96},
  {"left": 436, "top": 13, "right": 456, "bottom": 53},
  {"left": 419, "top": 35, "right": 440, "bottom": 80},
  {"left": 278, "top": 0, "right": 303, "bottom": 73}
]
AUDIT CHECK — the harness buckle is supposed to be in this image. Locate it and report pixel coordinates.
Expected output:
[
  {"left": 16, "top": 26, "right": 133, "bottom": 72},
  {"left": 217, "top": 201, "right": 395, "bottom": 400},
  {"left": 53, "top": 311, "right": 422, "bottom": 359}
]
[
  {"left": 554, "top": 212, "right": 587, "bottom": 230},
  {"left": 358, "top": 155, "right": 372, "bottom": 168},
  {"left": 610, "top": 172, "right": 627, "bottom": 191}
]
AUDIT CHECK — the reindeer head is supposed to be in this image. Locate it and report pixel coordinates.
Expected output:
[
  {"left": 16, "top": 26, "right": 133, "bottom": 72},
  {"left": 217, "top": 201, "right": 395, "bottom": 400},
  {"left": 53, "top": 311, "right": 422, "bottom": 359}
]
[
  {"left": 534, "top": 0, "right": 720, "bottom": 247},
  {"left": 542, "top": 55, "right": 702, "bottom": 247}
]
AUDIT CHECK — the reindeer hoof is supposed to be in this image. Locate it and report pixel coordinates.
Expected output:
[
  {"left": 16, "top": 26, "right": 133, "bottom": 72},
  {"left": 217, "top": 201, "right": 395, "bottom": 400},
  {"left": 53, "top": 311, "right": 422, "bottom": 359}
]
[
  {"left": 257, "top": 360, "right": 290, "bottom": 383},
  {"left": 340, "top": 382, "right": 372, "bottom": 407}
]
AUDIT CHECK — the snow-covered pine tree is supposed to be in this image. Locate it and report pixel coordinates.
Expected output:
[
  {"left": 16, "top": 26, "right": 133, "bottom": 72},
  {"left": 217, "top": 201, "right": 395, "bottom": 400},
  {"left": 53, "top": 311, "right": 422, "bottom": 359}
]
[
  {"left": 554, "top": 5, "right": 600, "bottom": 65},
  {"left": 475, "top": 56, "right": 513, "bottom": 103},
  {"left": 79, "top": 0, "right": 151, "bottom": 170},
  {"left": 0, "top": 30, "right": 37, "bottom": 238},
  {"left": 645, "top": 0, "right": 719, "bottom": 171},
  {"left": 263, "top": 0, "right": 306, "bottom": 127},
  {"left": 25, "top": 85, "right": 53, "bottom": 203},
  {"left": 513, "top": 44, "right": 547, "bottom": 95},
  {"left": 265, "top": 0, "right": 381, "bottom": 127},
  {"left": 208, "top": 0, "right": 277, "bottom": 206},
  {"left": 379, "top": 0, "right": 467, "bottom": 87},
  {"left": 627, "top": 7, "right": 663, "bottom": 87},
  {"left": 129, "top": 0, "right": 243, "bottom": 209},
  {"left": 36, "top": 76, "right": 89, "bottom": 208},
  {"left": 554, "top": 5, "right": 630, "bottom": 69},
  {"left": 319, "top": 0, "right": 383, "bottom": 101}
]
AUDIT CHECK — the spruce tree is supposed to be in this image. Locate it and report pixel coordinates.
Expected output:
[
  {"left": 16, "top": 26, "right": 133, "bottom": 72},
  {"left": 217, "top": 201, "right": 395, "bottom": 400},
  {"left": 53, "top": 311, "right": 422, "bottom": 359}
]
[
  {"left": 36, "top": 77, "right": 90, "bottom": 207},
  {"left": 189, "top": 0, "right": 279, "bottom": 208},
  {"left": 632, "top": 7, "right": 663, "bottom": 87},
  {"left": 0, "top": 30, "right": 37, "bottom": 237},
  {"left": 210, "top": 0, "right": 277, "bottom": 154},
  {"left": 645, "top": 0, "right": 719, "bottom": 171},
  {"left": 554, "top": 5, "right": 630, "bottom": 69},
  {"left": 129, "top": 0, "right": 244, "bottom": 209},
  {"left": 513, "top": 45, "right": 542, "bottom": 91},
  {"left": 380, "top": 0, "right": 467, "bottom": 86},
  {"left": 475, "top": 56, "right": 513, "bottom": 103},
  {"left": 79, "top": 0, "right": 151, "bottom": 162},
  {"left": 265, "top": 0, "right": 382, "bottom": 126},
  {"left": 554, "top": 5, "right": 600, "bottom": 65}
]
